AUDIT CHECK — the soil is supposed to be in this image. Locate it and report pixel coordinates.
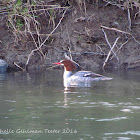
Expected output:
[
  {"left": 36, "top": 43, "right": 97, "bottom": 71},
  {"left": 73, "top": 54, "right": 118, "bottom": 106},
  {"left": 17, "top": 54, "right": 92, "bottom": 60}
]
[{"left": 0, "top": 0, "right": 140, "bottom": 71}]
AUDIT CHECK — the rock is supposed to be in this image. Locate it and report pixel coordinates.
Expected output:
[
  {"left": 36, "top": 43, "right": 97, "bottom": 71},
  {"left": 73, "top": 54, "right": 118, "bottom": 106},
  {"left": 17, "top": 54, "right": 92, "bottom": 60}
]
[{"left": 0, "top": 59, "right": 8, "bottom": 73}]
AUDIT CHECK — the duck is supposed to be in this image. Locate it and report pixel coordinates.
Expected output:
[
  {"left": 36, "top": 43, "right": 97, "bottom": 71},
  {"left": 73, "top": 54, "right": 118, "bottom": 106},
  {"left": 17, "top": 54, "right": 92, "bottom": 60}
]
[{"left": 53, "top": 59, "right": 113, "bottom": 87}]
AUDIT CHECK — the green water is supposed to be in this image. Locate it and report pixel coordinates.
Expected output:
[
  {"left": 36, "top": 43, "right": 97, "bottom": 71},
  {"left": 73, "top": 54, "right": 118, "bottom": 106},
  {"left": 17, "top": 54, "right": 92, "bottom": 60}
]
[{"left": 0, "top": 70, "right": 140, "bottom": 140}]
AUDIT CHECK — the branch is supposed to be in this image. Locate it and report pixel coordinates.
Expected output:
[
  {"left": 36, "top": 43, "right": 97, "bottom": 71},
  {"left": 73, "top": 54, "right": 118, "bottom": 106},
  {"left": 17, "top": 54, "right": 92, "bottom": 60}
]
[
  {"left": 25, "top": 7, "right": 69, "bottom": 67},
  {"left": 14, "top": 62, "right": 25, "bottom": 71},
  {"left": 127, "top": 8, "right": 131, "bottom": 31},
  {"left": 101, "top": 27, "right": 119, "bottom": 60},
  {"left": 101, "top": 25, "right": 140, "bottom": 44},
  {"left": 110, "top": 39, "right": 130, "bottom": 61},
  {"left": 101, "top": 25, "right": 131, "bottom": 35},
  {"left": 102, "top": 36, "right": 120, "bottom": 69}
]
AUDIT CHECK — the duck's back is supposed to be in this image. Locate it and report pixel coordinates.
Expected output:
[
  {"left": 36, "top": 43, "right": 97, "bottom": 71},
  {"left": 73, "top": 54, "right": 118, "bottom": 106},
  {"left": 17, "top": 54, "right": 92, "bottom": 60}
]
[{"left": 70, "top": 71, "right": 113, "bottom": 82}]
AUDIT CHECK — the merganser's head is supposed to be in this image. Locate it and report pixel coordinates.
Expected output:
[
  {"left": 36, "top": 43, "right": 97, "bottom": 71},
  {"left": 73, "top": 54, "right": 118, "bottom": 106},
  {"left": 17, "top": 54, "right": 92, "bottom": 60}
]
[{"left": 53, "top": 59, "right": 76, "bottom": 71}]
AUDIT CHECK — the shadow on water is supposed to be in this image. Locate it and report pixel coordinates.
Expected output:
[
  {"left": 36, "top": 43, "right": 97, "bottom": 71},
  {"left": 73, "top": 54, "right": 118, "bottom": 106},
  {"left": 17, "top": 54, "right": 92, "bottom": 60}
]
[{"left": 0, "top": 70, "right": 140, "bottom": 140}]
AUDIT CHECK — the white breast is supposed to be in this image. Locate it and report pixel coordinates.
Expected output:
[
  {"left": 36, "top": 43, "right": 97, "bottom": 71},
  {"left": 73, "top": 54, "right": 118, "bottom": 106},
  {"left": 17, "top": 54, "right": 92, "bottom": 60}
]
[{"left": 63, "top": 71, "right": 73, "bottom": 80}]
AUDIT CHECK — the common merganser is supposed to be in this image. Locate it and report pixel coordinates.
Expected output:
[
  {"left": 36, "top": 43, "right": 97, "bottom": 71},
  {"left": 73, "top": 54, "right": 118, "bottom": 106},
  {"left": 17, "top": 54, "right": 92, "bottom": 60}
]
[{"left": 53, "top": 59, "right": 113, "bottom": 87}]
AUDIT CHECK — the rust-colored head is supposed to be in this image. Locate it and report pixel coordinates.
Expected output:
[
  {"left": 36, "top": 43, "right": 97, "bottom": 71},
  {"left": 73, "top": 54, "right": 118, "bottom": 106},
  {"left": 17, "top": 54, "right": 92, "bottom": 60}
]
[{"left": 53, "top": 59, "right": 76, "bottom": 71}]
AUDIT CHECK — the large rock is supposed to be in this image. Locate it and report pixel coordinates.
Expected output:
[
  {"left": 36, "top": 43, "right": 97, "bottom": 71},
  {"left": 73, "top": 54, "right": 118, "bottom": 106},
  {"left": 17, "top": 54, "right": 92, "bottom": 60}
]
[{"left": 0, "top": 59, "right": 8, "bottom": 73}]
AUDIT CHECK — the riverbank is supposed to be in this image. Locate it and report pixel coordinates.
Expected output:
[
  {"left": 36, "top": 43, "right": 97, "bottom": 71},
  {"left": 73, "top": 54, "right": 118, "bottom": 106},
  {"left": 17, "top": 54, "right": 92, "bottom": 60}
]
[{"left": 0, "top": 0, "right": 140, "bottom": 71}]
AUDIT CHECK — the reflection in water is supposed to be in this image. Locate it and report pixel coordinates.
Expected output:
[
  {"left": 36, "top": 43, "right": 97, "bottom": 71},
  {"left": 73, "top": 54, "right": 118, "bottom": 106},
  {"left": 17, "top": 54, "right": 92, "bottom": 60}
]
[
  {"left": 64, "top": 93, "right": 68, "bottom": 107},
  {"left": 64, "top": 87, "right": 79, "bottom": 94},
  {"left": 0, "top": 73, "right": 7, "bottom": 86},
  {"left": 64, "top": 80, "right": 93, "bottom": 88},
  {"left": 0, "top": 70, "right": 140, "bottom": 140}
]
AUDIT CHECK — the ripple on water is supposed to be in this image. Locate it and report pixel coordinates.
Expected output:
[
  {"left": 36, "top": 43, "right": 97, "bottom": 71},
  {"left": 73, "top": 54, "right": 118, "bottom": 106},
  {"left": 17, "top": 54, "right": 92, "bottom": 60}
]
[
  {"left": 117, "top": 137, "right": 133, "bottom": 140},
  {"left": 27, "top": 107, "right": 33, "bottom": 109},
  {"left": 32, "top": 117, "right": 40, "bottom": 119},
  {"left": 105, "top": 131, "right": 140, "bottom": 136},
  {"left": 5, "top": 100, "right": 16, "bottom": 103},
  {"left": 66, "top": 118, "right": 79, "bottom": 121},
  {"left": 89, "top": 102, "right": 97, "bottom": 105},
  {"left": 96, "top": 117, "right": 128, "bottom": 122},
  {"left": 84, "top": 105, "right": 99, "bottom": 108},
  {"left": 118, "top": 102, "right": 132, "bottom": 105},
  {"left": 8, "top": 109, "right": 15, "bottom": 112},
  {"left": 99, "top": 102, "right": 118, "bottom": 107},
  {"left": 81, "top": 134, "right": 94, "bottom": 139},
  {"left": 103, "top": 136, "right": 132, "bottom": 140},
  {"left": 83, "top": 117, "right": 95, "bottom": 120},
  {"left": 42, "top": 106, "right": 54, "bottom": 108},
  {"left": 120, "top": 109, "right": 133, "bottom": 113},
  {"left": 125, "top": 106, "right": 140, "bottom": 110},
  {"left": 78, "top": 102, "right": 88, "bottom": 104}
]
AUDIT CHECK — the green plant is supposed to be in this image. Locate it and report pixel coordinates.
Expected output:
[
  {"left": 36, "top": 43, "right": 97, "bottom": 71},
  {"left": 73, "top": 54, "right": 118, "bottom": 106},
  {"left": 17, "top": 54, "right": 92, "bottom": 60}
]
[{"left": 16, "top": 18, "right": 24, "bottom": 30}]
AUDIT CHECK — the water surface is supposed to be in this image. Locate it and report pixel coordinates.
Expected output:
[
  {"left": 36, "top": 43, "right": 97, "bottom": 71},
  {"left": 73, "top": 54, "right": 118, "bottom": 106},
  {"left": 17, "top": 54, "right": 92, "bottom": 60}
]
[{"left": 0, "top": 70, "right": 140, "bottom": 140}]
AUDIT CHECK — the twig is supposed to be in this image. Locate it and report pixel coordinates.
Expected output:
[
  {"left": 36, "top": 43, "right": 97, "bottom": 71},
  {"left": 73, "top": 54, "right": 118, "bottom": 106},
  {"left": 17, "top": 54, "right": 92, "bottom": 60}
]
[
  {"left": 83, "top": 0, "right": 88, "bottom": 16},
  {"left": 103, "top": 0, "right": 124, "bottom": 9},
  {"left": 14, "top": 62, "right": 25, "bottom": 71},
  {"left": 101, "top": 27, "right": 119, "bottom": 60},
  {"left": 96, "top": 44, "right": 105, "bottom": 55},
  {"left": 30, "top": 8, "right": 46, "bottom": 59},
  {"left": 132, "top": 60, "right": 140, "bottom": 64},
  {"left": 70, "top": 52, "right": 107, "bottom": 56},
  {"left": 40, "top": 8, "right": 68, "bottom": 48},
  {"left": 101, "top": 25, "right": 140, "bottom": 44},
  {"left": 127, "top": 8, "right": 131, "bottom": 31},
  {"left": 24, "top": 16, "right": 45, "bottom": 60},
  {"left": 0, "top": 6, "right": 67, "bottom": 15},
  {"left": 110, "top": 39, "right": 130, "bottom": 61},
  {"left": 102, "top": 36, "right": 120, "bottom": 69},
  {"left": 68, "top": 47, "right": 73, "bottom": 60},
  {"left": 87, "top": 14, "right": 94, "bottom": 21},
  {"left": 8, "top": 18, "right": 20, "bottom": 42},
  {"left": 101, "top": 25, "right": 131, "bottom": 35},
  {"left": 101, "top": 28, "right": 112, "bottom": 48},
  {"left": 25, "top": 7, "right": 69, "bottom": 67}
]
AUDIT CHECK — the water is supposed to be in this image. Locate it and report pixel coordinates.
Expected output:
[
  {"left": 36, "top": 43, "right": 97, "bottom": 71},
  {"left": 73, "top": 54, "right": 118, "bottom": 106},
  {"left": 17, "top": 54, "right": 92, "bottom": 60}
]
[{"left": 0, "top": 70, "right": 140, "bottom": 140}]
